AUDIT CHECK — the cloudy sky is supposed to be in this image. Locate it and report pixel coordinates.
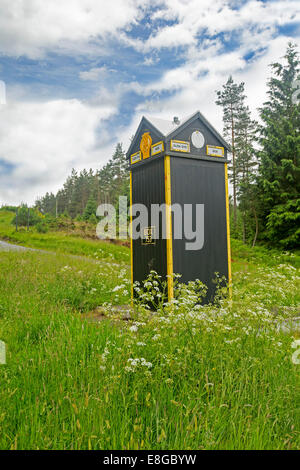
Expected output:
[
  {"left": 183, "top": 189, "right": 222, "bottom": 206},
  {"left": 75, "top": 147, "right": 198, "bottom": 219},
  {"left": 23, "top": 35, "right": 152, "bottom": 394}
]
[{"left": 0, "top": 0, "right": 299, "bottom": 205}]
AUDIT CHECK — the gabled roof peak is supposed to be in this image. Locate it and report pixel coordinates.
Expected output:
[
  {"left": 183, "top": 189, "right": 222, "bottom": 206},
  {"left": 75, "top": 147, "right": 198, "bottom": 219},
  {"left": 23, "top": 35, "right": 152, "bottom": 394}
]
[
  {"left": 144, "top": 111, "right": 199, "bottom": 137},
  {"left": 126, "top": 110, "right": 230, "bottom": 158},
  {"left": 144, "top": 110, "right": 230, "bottom": 150}
]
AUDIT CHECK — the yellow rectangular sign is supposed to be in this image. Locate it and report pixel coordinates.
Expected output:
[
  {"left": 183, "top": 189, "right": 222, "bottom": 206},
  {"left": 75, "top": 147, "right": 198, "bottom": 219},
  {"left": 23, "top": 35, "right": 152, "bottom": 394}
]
[
  {"left": 141, "top": 226, "right": 156, "bottom": 245},
  {"left": 151, "top": 141, "right": 164, "bottom": 156},
  {"left": 207, "top": 145, "right": 224, "bottom": 157},
  {"left": 130, "top": 151, "right": 141, "bottom": 164},
  {"left": 170, "top": 140, "right": 190, "bottom": 153}
]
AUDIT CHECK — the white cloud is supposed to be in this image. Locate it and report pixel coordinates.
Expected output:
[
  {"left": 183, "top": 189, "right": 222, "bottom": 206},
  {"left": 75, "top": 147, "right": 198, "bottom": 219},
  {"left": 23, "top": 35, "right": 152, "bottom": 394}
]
[
  {"left": 124, "top": 0, "right": 299, "bottom": 135},
  {"left": 1, "top": 0, "right": 295, "bottom": 59},
  {"left": 142, "top": 0, "right": 300, "bottom": 51},
  {"left": 0, "top": 0, "right": 149, "bottom": 58},
  {"left": 79, "top": 66, "right": 109, "bottom": 81},
  {"left": 143, "top": 55, "right": 159, "bottom": 66},
  {"left": 145, "top": 22, "right": 196, "bottom": 50},
  {"left": 133, "top": 36, "right": 299, "bottom": 143},
  {"left": 0, "top": 98, "right": 116, "bottom": 205}
]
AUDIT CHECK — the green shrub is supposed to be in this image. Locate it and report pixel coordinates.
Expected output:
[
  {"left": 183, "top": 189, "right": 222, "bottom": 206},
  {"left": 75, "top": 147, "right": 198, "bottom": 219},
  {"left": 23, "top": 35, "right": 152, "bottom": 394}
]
[
  {"left": 11, "top": 205, "right": 42, "bottom": 227},
  {"left": 36, "top": 222, "right": 49, "bottom": 233},
  {"left": 88, "top": 214, "right": 98, "bottom": 225}
]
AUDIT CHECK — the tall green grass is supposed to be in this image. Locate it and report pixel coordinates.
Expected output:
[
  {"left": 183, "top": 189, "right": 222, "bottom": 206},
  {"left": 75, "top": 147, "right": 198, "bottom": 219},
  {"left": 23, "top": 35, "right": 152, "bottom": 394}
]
[{"left": 0, "top": 219, "right": 299, "bottom": 449}]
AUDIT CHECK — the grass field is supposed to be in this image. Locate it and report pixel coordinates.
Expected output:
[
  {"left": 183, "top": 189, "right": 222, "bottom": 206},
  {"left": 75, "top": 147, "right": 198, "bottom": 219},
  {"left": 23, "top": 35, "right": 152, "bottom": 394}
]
[
  {"left": 0, "top": 210, "right": 129, "bottom": 261},
  {"left": 0, "top": 210, "right": 299, "bottom": 449}
]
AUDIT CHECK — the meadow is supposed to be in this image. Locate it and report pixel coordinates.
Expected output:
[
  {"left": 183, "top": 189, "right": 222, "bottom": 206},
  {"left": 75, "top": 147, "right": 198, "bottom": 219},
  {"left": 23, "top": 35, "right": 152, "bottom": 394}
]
[{"left": 0, "top": 210, "right": 299, "bottom": 450}]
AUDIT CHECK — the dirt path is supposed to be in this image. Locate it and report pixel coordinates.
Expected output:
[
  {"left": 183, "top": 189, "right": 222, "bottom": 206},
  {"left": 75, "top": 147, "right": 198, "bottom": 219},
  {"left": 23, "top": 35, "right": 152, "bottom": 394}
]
[
  {"left": 0, "top": 239, "right": 129, "bottom": 269},
  {"left": 0, "top": 240, "right": 35, "bottom": 252}
]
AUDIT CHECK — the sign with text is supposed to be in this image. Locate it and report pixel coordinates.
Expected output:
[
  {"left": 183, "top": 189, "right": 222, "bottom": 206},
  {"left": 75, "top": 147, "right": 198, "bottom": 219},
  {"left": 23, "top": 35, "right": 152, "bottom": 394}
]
[
  {"left": 170, "top": 140, "right": 190, "bottom": 153},
  {"left": 151, "top": 141, "right": 164, "bottom": 156},
  {"left": 207, "top": 145, "right": 224, "bottom": 157},
  {"left": 131, "top": 151, "right": 141, "bottom": 164},
  {"left": 141, "top": 226, "right": 156, "bottom": 245}
]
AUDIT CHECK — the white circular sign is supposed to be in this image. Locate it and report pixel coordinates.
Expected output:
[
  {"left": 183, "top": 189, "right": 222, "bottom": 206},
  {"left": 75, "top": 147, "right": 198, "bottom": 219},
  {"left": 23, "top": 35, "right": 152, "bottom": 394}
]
[{"left": 191, "top": 130, "right": 205, "bottom": 149}]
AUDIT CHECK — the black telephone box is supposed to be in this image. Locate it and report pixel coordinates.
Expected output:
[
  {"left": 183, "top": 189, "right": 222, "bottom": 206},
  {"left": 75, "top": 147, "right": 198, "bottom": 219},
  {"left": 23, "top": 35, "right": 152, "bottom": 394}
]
[{"left": 127, "top": 111, "right": 231, "bottom": 303}]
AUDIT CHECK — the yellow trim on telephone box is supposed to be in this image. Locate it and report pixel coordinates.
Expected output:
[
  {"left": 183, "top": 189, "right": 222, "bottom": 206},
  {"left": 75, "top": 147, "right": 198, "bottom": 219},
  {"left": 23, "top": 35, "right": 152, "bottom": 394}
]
[
  {"left": 224, "top": 163, "right": 232, "bottom": 298},
  {"left": 164, "top": 156, "right": 174, "bottom": 301},
  {"left": 130, "top": 171, "right": 133, "bottom": 304}
]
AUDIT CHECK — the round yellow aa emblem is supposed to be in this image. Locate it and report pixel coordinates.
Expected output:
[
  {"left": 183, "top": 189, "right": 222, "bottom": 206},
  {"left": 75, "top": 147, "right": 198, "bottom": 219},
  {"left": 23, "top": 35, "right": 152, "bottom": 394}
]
[{"left": 140, "top": 132, "right": 152, "bottom": 159}]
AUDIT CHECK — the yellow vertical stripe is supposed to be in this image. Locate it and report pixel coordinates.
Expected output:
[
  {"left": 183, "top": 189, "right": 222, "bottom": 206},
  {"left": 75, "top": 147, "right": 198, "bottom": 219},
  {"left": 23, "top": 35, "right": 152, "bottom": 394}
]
[
  {"left": 164, "top": 156, "right": 174, "bottom": 300},
  {"left": 224, "top": 163, "right": 232, "bottom": 298},
  {"left": 130, "top": 171, "right": 133, "bottom": 304}
]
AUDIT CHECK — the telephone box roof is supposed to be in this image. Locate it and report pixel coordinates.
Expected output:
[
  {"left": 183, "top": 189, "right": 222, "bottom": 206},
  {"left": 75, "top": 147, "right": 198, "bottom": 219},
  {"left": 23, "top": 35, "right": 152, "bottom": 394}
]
[
  {"left": 126, "top": 110, "right": 231, "bottom": 159},
  {"left": 144, "top": 116, "right": 180, "bottom": 136}
]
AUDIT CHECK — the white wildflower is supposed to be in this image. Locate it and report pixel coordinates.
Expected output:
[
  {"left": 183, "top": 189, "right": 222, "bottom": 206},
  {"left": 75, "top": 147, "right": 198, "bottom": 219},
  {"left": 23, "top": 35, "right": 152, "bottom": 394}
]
[{"left": 129, "top": 325, "right": 138, "bottom": 332}]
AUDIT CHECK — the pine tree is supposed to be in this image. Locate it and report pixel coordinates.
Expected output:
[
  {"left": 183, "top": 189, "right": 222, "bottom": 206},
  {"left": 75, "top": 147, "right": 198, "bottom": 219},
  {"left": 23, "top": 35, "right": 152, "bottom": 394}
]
[
  {"left": 235, "top": 105, "right": 258, "bottom": 245},
  {"left": 216, "top": 76, "right": 246, "bottom": 229},
  {"left": 97, "top": 143, "right": 128, "bottom": 205},
  {"left": 35, "top": 192, "right": 56, "bottom": 216},
  {"left": 257, "top": 43, "right": 300, "bottom": 248},
  {"left": 67, "top": 168, "right": 79, "bottom": 217},
  {"left": 83, "top": 195, "right": 97, "bottom": 221}
]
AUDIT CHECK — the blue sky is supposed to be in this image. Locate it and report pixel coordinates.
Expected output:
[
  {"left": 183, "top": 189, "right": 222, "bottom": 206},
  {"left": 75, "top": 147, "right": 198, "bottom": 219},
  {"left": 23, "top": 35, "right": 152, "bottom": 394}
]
[{"left": 0, "top": 0, "right": 299, "bottom": 204}]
